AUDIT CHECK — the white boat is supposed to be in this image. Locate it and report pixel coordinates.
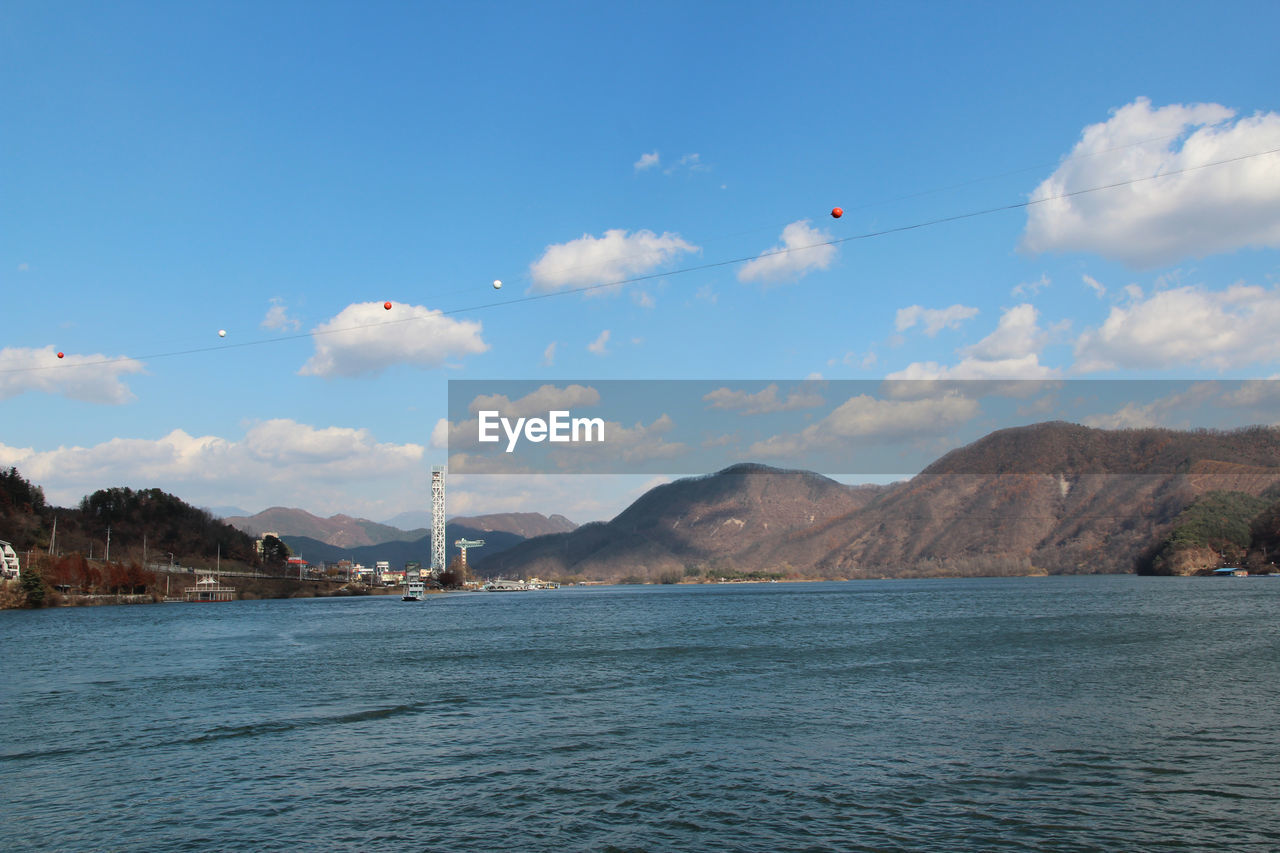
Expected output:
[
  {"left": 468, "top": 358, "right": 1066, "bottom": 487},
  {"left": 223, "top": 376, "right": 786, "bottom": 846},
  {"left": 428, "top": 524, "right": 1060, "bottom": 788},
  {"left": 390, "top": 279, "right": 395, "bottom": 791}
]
[{"left": 402, "top": 579, "right": 426, "bottom": 601}]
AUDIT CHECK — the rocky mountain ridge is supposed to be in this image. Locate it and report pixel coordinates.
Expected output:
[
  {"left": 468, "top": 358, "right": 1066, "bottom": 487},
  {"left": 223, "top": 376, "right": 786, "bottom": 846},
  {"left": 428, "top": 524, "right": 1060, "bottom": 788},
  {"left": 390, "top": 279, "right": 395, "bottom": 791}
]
[{"left": 481, "top": 423, "right": 1280, "bottom": 581}]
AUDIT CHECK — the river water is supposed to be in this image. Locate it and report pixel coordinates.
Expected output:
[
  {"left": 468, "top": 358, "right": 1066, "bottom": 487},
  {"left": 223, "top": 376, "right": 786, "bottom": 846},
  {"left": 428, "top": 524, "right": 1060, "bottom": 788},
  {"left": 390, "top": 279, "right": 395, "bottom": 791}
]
[{"left": 2, "top": 576, "right": 1278, "bottom": 851}]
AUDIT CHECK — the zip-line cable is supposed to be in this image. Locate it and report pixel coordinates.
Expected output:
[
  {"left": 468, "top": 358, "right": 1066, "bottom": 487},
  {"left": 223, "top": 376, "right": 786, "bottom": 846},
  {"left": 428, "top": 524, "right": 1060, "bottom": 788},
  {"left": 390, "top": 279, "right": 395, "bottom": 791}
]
[{"left": 9, "top": 144, "right": 1278, "bottom": 376}]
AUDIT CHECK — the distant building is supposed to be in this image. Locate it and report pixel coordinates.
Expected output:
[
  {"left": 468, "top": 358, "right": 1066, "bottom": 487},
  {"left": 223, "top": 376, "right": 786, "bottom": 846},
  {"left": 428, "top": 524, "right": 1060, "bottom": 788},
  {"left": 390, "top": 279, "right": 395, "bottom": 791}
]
[{"left": 255, "top": 531, "right": 283, "bottom": 556}]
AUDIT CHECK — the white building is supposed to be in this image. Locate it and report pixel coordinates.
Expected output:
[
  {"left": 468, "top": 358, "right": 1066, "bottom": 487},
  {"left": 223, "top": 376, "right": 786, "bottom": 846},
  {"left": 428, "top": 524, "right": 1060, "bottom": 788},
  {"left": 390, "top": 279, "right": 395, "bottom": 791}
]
[{"left": 0, "top": 540, "right": 19, "bottom": 580}]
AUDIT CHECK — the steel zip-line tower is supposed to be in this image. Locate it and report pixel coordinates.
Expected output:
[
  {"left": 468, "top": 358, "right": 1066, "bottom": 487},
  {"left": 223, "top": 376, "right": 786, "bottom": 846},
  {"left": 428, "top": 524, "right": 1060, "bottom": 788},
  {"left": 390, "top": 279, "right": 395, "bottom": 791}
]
[{"left": 430, "top": 466, "right": 446, "bottom": 576}]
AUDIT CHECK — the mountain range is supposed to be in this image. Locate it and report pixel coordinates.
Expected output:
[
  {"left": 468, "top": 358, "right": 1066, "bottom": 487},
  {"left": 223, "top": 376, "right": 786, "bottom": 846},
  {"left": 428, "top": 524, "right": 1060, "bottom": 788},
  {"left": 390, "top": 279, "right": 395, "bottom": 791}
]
[
  {"left": 223, "top": 508, "right": 575, "bottom": 549},
  {"left": 279, "top": 523, "right": 527, "bottom": 569},
  {"left": 221, "top": 508, "right": 577, "bottom": 570},
  {"left": 481, "top": 422, "right": 1280, "bottom": 582}
]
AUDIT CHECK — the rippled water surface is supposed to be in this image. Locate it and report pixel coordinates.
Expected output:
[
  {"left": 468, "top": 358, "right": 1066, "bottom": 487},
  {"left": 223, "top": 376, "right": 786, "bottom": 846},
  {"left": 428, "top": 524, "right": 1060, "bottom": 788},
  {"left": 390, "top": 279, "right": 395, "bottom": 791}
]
[{"left": 3, "top": 576, "right": 1279, "bottom": 851}]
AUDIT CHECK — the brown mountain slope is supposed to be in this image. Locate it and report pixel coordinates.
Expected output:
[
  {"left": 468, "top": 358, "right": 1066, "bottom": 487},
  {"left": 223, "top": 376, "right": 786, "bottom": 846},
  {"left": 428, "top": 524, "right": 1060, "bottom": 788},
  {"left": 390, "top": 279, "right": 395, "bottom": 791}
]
[
  {"left": 772, "top": 423, "right": 1280, "bottom": 577},
  {"left": 450, "top": 512, "right": 577, "bottom": 538},
  {"left": 487, "top": 423, "right": 1280, "bottom": 581},
  {"left": 225, "top": 507, "right": 574, "bottom": 549},
  {"left": 479, "top": 463, "right": 884, "bottom": 580},
  {"left": 224, "top": 507, "right": 427, "bottom": 549}
]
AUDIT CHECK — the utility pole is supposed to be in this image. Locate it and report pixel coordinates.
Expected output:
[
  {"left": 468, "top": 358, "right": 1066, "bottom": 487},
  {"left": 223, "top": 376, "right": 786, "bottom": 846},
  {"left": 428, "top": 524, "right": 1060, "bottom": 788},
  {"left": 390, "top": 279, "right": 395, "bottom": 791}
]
[{"left": 105, "top": 526, "right": 111, "bottom": 562}]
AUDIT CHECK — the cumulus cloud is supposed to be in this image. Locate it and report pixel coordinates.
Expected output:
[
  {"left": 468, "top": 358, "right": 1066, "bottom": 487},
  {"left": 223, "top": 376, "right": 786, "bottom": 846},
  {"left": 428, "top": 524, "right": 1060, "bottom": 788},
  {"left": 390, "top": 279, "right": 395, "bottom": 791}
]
[
  {"left": 634, "top": 151, "right": 660, "bottom": 171},
  {"left": 1074, "top": 283, "right": 1280, "bottom": 371},
  {"left": 299, "top": 301, "right": 487, "bottom": 378},
  {"left": 703, "top": 383, "right": 825, "bottom": 415},
  {"left": 0, "top": 420, "right": 425, "bottom": 512},
  {"left": 1079, "top": 380, "right": 1280, "bottom": 429},
  {"left": 747, "top": 393, "right": 980, "bottom": 457},
  {"left": 667, "top": 153, "right": 707, "bottom": 173},
  {"left": 549, "top": 413, "right": 688, "bottom": 469},
  {"left": 0, "top": 346, "right": 145, "bottom": 404},
  {"left": 529, "top": 229, "right": 698, "bottom": 293},
  {"left": 889, "top": 304, "right": 1057, "bottom": 381},
  {"left": 262, "top": 297, "right": 301, "bottom": 331},
  {"left": 963, "top": 304, "right": 1046, "bottom": 361},
  {"left": 429, "top": 417, "right": 450, "bottom": 450},
  {"left": 542, "top": 341, "right": 557, "bottom": 367},
  {"left": 1083, "top": 274, "right": 1107, "bottom": 298},
  {"left": 588, "top": 329, "right": 611, "bottom": 355},
  {"left": 1011, "top": 274, "right": 1050, "bottom": 298},
  {"left": 737, "top": 220, "right": 837, "bottom": 285},
  {"left": 896, "top": 304, "right": 980, "bottom": 336},
  {"left": 468, "top": 384, "right": 601, "bottom": 418},
  {"left": 1022, "top": 97, "right": 1280, "bottom": 267}
]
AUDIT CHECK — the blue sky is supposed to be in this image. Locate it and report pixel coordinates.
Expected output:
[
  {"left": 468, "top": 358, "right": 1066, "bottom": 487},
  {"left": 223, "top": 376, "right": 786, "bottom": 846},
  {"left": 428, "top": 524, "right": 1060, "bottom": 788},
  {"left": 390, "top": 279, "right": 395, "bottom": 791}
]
[{"left": 3, "top": 1, "right": 1279, "bottom": 523}]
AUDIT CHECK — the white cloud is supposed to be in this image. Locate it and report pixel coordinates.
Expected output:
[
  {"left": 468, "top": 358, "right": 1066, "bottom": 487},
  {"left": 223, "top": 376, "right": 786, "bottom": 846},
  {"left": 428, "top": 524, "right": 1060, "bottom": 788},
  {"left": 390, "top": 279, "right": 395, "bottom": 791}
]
[
  {"left": 664, "top": 153, "right": 708, "bottom": 175},
  {"left": 634, "top": 151, "right": 660, "bottom": 171},
  {"left": 588, "top": 329, "right": 611, "bottom": 355},
  {"left": 1083, "top": 274, "right": 1107, "bottom": 298},
  {"left": 887, "top": 354, "right": 1055, "bottom": 382},
  {"left": 737, "top": 220, "right": 837, "bottom": 285},
  {"left": 542, "top": 341, "right": 557, "bottom": 367},
  {"left": 262, "top": 297, "right": 301, "bottom": 331},
  {"left": 0, "top": 420, "right": 425, "bottom": 514},
  {"left": 429, "top": 417, "right": 450, "bottom": 450},
  {"left": 703, "top": 383, "right": 824, "bottom": 415},
  {"left": 468, "top": 384, "right": 601, "bottom": 418},
  {"left": 889, "top": 304, "right": 1056, "bottom": 381},
  {"left": 1079, "top": 381, "right": 1280, "bottom": 429},
  {"left": 0, "top": 346, "right": 145, "bottom": 404},
  {"left": 1022, "top": 97, "right": 1280, "bottom": 267},
  {"left": 529, "top": 229, "right": 698, "bottom": 293},
  {"left": 963, "top": 304, "right": 1045, "bottom": 361},
  {"left": 896, "top": 304, "right": 980, "bottom": 336},
  {"left": 299, "top": 301, "right": 487, "bottom": 378},
  {"left": 1074, "top": 283, "right": 1280, "bottom": 371},
  {"left": 633, "top": 290, "right": 656, "bottom": 309},
  {"left": 747, "top": 393, "right": 980, "bottom": 457},
  {"left": 1011, "top": 274, "right": 1050, "bottom": 298},
  {"left": 549, "top": 413, "right": 688, "bottom": 468}
]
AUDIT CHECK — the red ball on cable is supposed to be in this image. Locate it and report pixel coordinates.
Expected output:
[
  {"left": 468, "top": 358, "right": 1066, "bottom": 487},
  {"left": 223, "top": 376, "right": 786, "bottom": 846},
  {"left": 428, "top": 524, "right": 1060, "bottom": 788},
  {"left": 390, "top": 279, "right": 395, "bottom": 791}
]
[{"left": 831, "top": 207, "right": 843, "bottom": 219}]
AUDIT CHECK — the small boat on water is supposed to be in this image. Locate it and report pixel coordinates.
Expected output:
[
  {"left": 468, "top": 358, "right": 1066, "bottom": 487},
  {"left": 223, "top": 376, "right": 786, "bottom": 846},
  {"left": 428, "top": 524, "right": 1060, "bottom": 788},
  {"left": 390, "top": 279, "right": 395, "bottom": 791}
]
[{"left": 402, "top": 579, "right": 426, "bottom": 601}]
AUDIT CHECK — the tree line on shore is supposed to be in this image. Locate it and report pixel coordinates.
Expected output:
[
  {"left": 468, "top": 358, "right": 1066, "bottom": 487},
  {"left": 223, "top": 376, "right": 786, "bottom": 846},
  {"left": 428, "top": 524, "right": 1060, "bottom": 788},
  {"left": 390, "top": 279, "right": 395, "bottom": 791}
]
[{"left": 1, "top": 467, "right": 289, "bottom": 607}]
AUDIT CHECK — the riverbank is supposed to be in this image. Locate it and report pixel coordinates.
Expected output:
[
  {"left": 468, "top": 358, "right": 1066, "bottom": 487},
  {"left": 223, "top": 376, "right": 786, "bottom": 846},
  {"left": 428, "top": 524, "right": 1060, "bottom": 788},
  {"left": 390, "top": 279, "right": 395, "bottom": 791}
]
[{"left": 1, "top": 571, "right": 422, "bottom": 609}]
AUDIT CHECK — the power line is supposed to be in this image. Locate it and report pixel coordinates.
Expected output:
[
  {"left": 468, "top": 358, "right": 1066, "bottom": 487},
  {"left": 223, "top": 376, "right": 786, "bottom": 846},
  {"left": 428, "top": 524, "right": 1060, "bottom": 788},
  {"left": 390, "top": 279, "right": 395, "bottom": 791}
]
[{"left": 8, "top": 144, "right": 1279, "bottom": 377}]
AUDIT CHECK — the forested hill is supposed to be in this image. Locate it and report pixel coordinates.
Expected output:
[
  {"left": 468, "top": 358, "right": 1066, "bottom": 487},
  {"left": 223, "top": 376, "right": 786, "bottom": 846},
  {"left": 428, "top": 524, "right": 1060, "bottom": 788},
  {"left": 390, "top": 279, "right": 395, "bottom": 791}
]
[{"left": 0, "top": 471, "right": 257, "bottom": 566}]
